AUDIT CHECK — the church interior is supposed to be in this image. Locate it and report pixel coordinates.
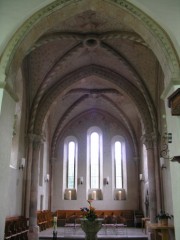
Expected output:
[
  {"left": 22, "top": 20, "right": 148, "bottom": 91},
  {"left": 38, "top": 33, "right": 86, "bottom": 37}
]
[{"left": 0, "top": 0, "right": 180, "bottom": 239}]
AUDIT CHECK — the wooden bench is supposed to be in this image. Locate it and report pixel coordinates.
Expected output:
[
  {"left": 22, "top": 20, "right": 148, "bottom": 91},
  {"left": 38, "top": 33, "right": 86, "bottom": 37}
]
[
  {"left": 43, "top": 210, "right": 53, "bottom": 228},
  {"left": 37, "top": 210, "right": 53, "bottom": 231},
  {"left": 4, "top": 216, "right": 28, "bottom": 240},
  {"left": 55, "top": 210, "right": 134, "bottom": 227}
]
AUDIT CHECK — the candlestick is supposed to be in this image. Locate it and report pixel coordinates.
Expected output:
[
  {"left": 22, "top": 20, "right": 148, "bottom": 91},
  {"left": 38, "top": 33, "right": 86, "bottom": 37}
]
[
  {"left": 92, "top": 191, "right": 96, "bottom": 200},
  {"left": 118, "top": 190, "right": 122, "bottom": 200},
  {"left": 53, "top": 216, "right": 57, "bottom": 231},
  {"left": 68, "top": 190, "right": 72, "bottom": 200}
]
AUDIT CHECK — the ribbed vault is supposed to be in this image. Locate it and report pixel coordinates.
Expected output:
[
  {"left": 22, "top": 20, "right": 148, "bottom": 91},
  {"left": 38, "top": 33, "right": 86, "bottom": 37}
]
[
  {"left": 1, "top": 0, "right": 179, "bottom": 168},
  {"left": 33, "top": 65, "right": 154, "bottom": 135}
]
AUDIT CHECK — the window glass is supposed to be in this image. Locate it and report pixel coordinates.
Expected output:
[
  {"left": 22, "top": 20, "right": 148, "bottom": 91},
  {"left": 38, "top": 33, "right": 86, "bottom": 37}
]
[
  {"left": 67, "top": 141, "right": 75, "bottom": 188},
  {"left": 90, "top": 132, "right": 100, "bottom": 188},
  {"left": 114, "top": 140, "right": 123, "bottom": 188}
]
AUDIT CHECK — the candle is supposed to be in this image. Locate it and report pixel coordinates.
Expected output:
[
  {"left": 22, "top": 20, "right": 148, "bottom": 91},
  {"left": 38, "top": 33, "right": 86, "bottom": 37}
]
[
  {"left": 118, "top": 190, "right": 122, "bottom": 200},
  {"left": 68, "top": 190, "right": 72, "bottom": 200},
  {"left": 139, "top": 174, "right": 143, "bottom": 181},
  {"left": 53, "top": 216, "right": 57, "bottom": 230},
  {"left": 92, "top": 191, "right": 96, "bottom": 200}
]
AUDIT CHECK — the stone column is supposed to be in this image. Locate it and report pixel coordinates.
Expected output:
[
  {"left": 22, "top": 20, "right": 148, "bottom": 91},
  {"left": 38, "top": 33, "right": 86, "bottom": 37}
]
[
  {"left": 153, "top": 134, "right": 162, "bottom": 212},
  {"left": 49, "top": 157, "right": 56, "bottom": 209},
  {"left": 25, "top": 134, "right": 34, "bottom": 217},
  {"left": 143, "top": 133, "right": 157, "bottom": 223},
  {"left": 28, "top": 134, "right": 42, "bottom": 240}
]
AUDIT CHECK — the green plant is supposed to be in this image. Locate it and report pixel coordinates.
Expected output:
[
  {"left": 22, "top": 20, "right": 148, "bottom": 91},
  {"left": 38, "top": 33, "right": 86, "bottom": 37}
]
[
  {"left": 80, "top": 200, "right": 97, "bottom": 221},
  {"left": 156, "top": 210, "right": 173, "bottom": 220}
]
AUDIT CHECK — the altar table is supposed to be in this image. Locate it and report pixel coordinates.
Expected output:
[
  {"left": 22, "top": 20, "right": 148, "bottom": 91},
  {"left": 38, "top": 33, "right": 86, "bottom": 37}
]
[{"left": 147, "top": 222, "right": 174, "bottom": 240}]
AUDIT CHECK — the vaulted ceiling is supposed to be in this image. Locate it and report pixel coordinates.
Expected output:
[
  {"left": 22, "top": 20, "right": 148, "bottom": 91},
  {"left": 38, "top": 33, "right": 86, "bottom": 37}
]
[{"left": 22, "top": 4, "right": 164, "bottom": 156}]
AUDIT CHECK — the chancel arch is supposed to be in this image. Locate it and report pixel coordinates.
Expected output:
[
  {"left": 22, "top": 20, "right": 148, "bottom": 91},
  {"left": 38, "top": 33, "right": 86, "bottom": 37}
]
[
  {"left": 0, "top": 0, "right": 180, "bottom": 239},
  {"left": 1, "top": 0, "right": 179, "bottom": 84}
]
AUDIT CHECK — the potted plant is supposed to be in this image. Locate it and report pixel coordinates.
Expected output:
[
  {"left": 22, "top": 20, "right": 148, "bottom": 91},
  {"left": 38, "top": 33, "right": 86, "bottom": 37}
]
[
  {"left": 80, "top": 200, "right": 102, "bottom": 240},
  {"left": 80, "top": 200, "right": 98, "bottom": 221},
  {"left": 156, "top": 210, "right": 173, "bottom": 226}
]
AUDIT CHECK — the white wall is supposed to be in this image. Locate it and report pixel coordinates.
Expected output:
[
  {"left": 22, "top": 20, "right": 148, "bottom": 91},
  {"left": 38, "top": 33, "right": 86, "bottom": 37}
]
[
  {"left": 52, "top": 112, "right": 138, "bottom": 212},
  {"left": 0, "top": 89, "right": 16, "bottom": 239},
  {"left": 164, "top": 85, "right": 180, "bottom": 240},
  {"left": 0, "top": 0, "right": 54, "bottom": 54},
  {"left": 127, "top": 0, "right": 180, "bottom": 56}
]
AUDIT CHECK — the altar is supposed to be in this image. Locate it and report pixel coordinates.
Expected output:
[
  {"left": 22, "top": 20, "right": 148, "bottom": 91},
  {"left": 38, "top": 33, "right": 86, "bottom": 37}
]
[
  {"left": 147, "top": 222, "right": 174, "bottom": 240},
  {"left": 80, "top": 218, "right": 103, "bottom": 240}
]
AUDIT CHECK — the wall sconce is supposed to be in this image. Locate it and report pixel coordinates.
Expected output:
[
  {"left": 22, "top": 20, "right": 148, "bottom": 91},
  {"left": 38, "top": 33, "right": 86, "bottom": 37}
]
[
  {"left": 139, "top": 173, "right": 144, "bottom": 182},
  {"left": 171, "top": 156, "right": 180, "bottom": 163},
  {"left": 105, "top": 176, "right": 109, "bottom": 185},
  {"left": 79, "top": 177, "right": 83, "bottom": 185},
  {"left": 19, "top": 158, "right": 25, "bottom": 170},
  {"left": 44, "top": 173, "right": 50, "bottom": 182},
  {"left": 118, "top": 190, "right": 122, "bottom": 200},
  {"left": 160, "top": 157, "right": 166, "bottom": 169},
  {"left": 92, "top": 190, "right": 97, "bottom": 200}
]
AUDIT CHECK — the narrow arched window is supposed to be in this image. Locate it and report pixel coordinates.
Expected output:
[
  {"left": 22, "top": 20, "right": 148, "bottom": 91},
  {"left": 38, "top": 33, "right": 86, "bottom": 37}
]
[
  {"left": 67, "top": 141, "right": 75, "bottom": 188},
  {"left": 112, "top": 136, "right": 126, "bottom": 189},
  {"left": 87, "top": 127, "right": 102, "bottom": 190},
  {"left": 90, "top": 132, "right": 100, "bottom": 188},
  {"left": 114, "top": 140, "right": 123, "bottom": 188},
  {"left": 64, "top": 137, "right": 78, "bottom": 189}
]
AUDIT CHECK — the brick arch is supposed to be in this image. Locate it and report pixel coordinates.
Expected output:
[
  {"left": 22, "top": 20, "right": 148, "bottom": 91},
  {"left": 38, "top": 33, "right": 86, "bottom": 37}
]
[
  {"left": 1, "top": 0, "right": 179, "bottom": 86},
  {"left": 33, "top": 65, "right": 154, "bottom": 135}
]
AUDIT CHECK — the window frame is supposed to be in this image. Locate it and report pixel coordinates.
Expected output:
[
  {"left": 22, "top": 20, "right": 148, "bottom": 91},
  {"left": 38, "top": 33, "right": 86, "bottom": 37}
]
[
  {"left": 112, "top": 136, "right": 126, "bottom": 190},
  {"left": 87, "top": 126, "right": 103, "bottom": 190},
  {"left": 64, "top": 136, "right": 78, "bottom": 190}
]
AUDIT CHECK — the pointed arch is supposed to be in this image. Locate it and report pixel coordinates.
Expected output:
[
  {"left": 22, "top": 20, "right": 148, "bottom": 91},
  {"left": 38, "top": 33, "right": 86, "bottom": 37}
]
[{"left": 0, "top": 0, "right": 179, "bottom": 89}]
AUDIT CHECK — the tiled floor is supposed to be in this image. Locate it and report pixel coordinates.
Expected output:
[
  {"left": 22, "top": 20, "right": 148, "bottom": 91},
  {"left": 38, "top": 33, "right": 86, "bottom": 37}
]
[{"left": 39, "top": 225, "right": 148, "bottom": 239}]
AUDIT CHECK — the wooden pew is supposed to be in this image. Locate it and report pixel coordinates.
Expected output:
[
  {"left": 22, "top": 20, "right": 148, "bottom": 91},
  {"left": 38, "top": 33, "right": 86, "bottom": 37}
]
[
  {"left": 4, "top": 216, "right": 28, "bottom": 240},
  {"left": 43, "top": 210, "right": 53, "bottom": 228},
  {"left": 37, "top": 210, "right": 53, "bottom": 231},
  {"left": 37, "top": 211, "right": 47, "bottom": 231},
  {"left": 55, "top": 209, "right": 134, "bottom": 227}
]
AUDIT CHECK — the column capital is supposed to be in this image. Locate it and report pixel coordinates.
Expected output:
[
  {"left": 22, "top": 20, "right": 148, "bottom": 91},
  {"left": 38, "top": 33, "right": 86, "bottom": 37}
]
[
  {"left": 27, "top": 133, "right": 43, "bottom": 150},
  {"left": 141, "top": 132, "right": 158, "bottom": 149},
  {"left": 27, "top": 133, "right": 43, "bottom": 143}
]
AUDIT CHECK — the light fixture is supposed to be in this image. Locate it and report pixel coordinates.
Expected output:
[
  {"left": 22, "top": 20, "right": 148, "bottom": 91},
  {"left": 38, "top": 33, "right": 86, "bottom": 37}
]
[
  {"left": 171, "top": 156, "right": 180, "bottom": 163},
  {"left": 118, "top": 190, "right": 122, "bottom": 200},
  {"left": 160, "top": 157, "right": 166, "bottom": 169},
  {"left": 19, "top": 158, "right": 25, "bottom": 170},
  {"left": 79, "top": 177, "right": 83, "bottom": 185},
  {"left": 105, "top": 177, "right": 109, "bottom": 185},
  {"left": 139, "top": 173, "right": 144, "bottom": 182},
  {"left": 44, "top": 173, "right": 50, "bottom": 182},
  {"left": 92, "top": 191, "right": 97, "bottom": 200}
]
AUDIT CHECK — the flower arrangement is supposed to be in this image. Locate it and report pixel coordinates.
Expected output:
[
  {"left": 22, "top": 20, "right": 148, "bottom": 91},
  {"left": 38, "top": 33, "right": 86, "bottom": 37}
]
[
  {"left": 156, "top": 210, "right": 173, "bottom": 220},
  {"left": 80, "top": 200, "right": 97, "bottom": 221}
]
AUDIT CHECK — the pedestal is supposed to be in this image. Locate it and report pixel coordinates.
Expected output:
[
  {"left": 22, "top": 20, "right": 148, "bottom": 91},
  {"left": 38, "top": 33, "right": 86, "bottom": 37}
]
[
  {"left": 81, "top": 219, "right": 102, "bottom": 240},
  {"left": 28, "top": 225, "right": 39, "bottom": 240}
]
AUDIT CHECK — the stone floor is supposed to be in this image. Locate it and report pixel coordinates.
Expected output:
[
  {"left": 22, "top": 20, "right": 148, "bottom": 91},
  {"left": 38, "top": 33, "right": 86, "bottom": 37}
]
[{"left": 39, "top": 225, "right": 148, "bottom": 239}]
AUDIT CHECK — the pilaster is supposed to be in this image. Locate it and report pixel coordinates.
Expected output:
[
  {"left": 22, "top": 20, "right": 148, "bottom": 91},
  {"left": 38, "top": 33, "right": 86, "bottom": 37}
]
[{"left": 28, "top": 134, "right": 43, "bottom": 240}]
